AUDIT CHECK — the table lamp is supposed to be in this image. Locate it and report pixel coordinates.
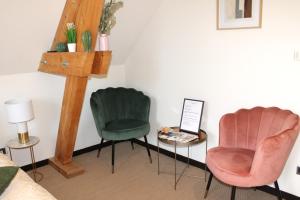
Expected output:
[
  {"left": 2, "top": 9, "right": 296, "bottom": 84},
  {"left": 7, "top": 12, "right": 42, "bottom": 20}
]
[{"left": 5, "top": 98, "right": 34, "bottom": 144}]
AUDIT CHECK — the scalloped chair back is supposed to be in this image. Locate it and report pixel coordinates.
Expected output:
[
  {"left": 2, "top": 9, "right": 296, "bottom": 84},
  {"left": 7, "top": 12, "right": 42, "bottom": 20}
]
[{"left": 205, "top": 107, "right": 300, "bottom": 200}]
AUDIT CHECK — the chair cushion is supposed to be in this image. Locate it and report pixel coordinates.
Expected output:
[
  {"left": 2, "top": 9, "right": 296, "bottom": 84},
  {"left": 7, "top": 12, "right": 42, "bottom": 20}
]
[
  {"left": 102, "top": 119, "right": 150, "bottom": 141},
  {"left": 206, "top": 147, "right": 256, "bottom": 187},
  {"left": 207, "top": 147, "right": 255, "bottom": 176}
]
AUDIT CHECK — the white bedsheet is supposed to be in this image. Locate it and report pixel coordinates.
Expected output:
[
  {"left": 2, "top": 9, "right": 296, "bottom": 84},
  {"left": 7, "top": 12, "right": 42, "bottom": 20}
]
[{"left": 0, "top": 153, "right": 57, "bottom": 200}]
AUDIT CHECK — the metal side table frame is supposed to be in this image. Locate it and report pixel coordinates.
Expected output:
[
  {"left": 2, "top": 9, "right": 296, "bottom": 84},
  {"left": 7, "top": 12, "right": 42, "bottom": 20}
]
[
  {"left": 6, "top": 136, "right": 43, "bottom": 182},
  {"left": 157, "top": 128, "right": 208, "bottom": 190}
]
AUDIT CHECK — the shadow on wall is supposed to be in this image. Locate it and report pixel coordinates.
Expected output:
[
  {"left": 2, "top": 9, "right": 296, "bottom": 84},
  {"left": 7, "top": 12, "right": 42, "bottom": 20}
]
[
  {"left": 149, "top": 95, "right": 159, "bottom": 138},
  {"left": 31, "top": 98, "right": 61, "bottom": 154},
  {"left": 201, "top": 101, "right": 218, "bottom": 148}
]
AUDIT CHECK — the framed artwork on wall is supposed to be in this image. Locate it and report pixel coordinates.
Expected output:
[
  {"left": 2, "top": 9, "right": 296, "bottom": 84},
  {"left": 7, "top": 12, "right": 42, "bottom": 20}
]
[
  {"left": 179, "top": 99, "right": 204, "bottom": 134},
  {"left": 217, "top": 0, "right": 263, "bottom": 30}
]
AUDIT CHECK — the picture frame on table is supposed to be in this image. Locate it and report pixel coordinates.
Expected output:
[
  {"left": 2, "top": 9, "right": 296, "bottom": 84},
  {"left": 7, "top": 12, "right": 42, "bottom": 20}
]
[
  {"left": 217, "top": 0, "right": 263, "bottom": 30},
  {"left": 179, "top": 98, "right": 204, "bottom": 135}
]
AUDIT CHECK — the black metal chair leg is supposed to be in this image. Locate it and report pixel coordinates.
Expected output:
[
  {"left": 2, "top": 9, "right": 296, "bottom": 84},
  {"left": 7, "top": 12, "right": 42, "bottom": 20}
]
[
  {"left": 144, "top": 136, "right": 152, "bottom": 163},
  {"left": 231, "top": 186, "right": 236, "bottom": 200},
  {"left": 130, "top": 140, "right": 134, "bottom": 150},
  {"left": 97, "top": 138, "right": 104, "bottom": 158},
  {"left": 274, "top": 181, "right": 283, "bottom": 200},
  {"left": 204, "top": 172, "right": 213, "bottom": 198},
  {"left": 112, "top": 141, "right": 115, "bottom": 174}
]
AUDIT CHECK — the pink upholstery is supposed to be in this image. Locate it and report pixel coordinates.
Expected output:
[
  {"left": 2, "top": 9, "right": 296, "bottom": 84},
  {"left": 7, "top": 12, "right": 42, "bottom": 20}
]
[{"left": 206, "top": 107, "right": 300, "bottom": 187}]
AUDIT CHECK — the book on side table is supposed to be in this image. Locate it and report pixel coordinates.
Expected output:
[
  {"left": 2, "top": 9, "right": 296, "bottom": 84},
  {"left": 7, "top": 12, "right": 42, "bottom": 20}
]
[{"left": 158, "top": 128, "right": 198, "bottom": 143}]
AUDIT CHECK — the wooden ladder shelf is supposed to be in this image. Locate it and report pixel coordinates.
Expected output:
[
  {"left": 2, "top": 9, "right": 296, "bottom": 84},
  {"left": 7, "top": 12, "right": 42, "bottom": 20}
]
[{"left": 38, "top": 0, "right": 111, "bottom": 178}]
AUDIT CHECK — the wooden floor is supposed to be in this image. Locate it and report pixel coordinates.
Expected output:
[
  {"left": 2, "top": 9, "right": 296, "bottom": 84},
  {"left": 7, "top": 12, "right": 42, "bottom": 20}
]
[{"left": 35, "top": 142, "right": 276, "bottom": 200}]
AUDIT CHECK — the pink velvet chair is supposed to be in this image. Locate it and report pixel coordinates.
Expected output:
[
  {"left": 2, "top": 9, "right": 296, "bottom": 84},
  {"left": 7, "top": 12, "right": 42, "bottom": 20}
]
[{"left": 204, "top": 107, "right": 300, "bottom": 200}]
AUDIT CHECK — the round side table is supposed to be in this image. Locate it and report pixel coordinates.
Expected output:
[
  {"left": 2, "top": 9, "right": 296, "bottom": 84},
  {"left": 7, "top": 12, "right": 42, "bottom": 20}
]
[
  {"left": 6, "top": 136, "right": 42, "bottom": 182},
  {"left": 157, "top": 127, "right": 208, "bottom": 190}
]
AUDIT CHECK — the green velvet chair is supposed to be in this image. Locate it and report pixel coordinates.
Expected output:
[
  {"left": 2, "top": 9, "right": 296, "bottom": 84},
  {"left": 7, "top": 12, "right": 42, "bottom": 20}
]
[{"left": 90, "top": 87, "right": 152, "bottom": 173}]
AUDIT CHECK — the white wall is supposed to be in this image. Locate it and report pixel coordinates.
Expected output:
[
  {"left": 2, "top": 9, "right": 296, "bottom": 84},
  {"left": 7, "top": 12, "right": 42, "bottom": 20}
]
[
  {"left": 125, "top": 0, "right": 300, "bottom": 196},
  {"left": 0, "top": 0, "right": 64, "bottom": 75},
  {"left": 0, "top": 65, "right": 126, "bottom": 166},
  {"left": 109, "top": 0, "right": 161, "bottom": 65}
]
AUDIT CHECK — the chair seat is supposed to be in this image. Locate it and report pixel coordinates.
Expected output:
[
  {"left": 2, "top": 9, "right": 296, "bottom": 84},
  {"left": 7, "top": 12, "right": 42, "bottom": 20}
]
[
  {"left": 102, "top": 119, "right": 150, "bottom": 141},
  {"left": 206, "top": 147, "right": 255, "bottom": 187}
]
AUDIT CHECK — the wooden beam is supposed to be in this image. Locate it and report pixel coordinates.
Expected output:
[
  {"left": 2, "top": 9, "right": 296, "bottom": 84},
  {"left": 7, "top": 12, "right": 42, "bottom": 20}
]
[
  {"left": 75, "top": 0, "right": 103, "bottom": 51},
  {"left": 55, "top": 76, "right": 88, "bottom": 164},
  {"left": 39, "top": 52, "right": 95, "bottom": 77},
  {"left": 49, "top": 75, "right": 88, "bottom": 177},
  {"left": 49, "top": 158, "right": 84, "bottom": 178},
  {"left": 40, "top": 0, "right": 107, "bottom": 178},
  {"left": 50, "top": 0, "right": 82, "bottom": 51},
  {"left": 92, "top": 51, "right": 112, "bottom": 75},
  {"left": 50, "top": 0, "right": 103, "bottom": 51}
]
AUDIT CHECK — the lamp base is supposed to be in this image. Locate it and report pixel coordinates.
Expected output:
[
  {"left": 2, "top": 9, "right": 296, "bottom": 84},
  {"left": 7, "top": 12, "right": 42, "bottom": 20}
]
[{"left": 18, "top": 132, "right": 29, "bottom": 144}]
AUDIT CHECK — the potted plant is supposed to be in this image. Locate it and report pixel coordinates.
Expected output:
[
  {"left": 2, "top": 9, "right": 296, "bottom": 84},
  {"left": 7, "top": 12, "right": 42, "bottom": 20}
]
[
  {"left": 98, "top": 0, "right": 123, "bottom": 51},
  {"left": 56, "top": 42, "right": 67, "bottom": 52},
  {"left": 66, "top": 22, "right": 77, "bottom": 52}
]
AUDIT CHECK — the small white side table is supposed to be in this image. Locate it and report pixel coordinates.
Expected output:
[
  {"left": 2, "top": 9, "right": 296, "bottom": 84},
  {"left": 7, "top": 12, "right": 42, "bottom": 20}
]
[{"left": 6, "top": 136, "right": 42, "bottom": 182}]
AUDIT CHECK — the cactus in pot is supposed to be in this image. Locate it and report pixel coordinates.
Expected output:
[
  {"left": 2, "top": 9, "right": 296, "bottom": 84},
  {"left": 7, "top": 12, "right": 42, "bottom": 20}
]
[
  {"left": 56, "top": 42, "right": 67, "bottom": 52},
  {"left": 82, "top": 31, "right": 92, "bottom": 52}
]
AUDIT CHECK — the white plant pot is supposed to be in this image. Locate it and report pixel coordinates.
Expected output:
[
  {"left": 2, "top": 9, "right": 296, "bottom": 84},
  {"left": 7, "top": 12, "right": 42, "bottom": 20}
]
[
  {"left": 99, "top": 34, "right": 109, "bottom": 51},
  {"left": 68, "top": 43, "right": 76, "bottom": 52}
]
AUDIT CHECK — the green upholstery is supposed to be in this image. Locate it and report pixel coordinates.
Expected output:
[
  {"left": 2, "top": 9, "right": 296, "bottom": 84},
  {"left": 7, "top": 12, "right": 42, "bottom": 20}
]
[
  {"left": 0, "top": 166, "right": 19, "bottom": 195},
  {"left": 90, "top": 87, "right": 150, "bottom": 141},
  {"left": 103, "top": 119, "right": 150, "bottom": 141},
  {"left": 90, "top": 87, "right": 152, "bottom": 173}
]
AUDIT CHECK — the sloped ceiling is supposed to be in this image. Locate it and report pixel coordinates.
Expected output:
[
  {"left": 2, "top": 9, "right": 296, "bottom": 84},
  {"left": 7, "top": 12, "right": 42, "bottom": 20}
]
[
  {"left": 0, "top": 0, "right": 161, "bottom": 75},
  {"left": 0, "top": 0, "right": 64, "bottom": 75},
  {"left": 109, "top": 0, "right": 162, "bottom": 65}
]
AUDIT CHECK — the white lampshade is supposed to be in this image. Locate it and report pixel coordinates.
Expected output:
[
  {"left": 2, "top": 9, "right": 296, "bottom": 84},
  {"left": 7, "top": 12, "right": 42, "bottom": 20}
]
[
  {"left": 5, "top": 98, "right": 34, "bottom": 123},
  {"left": 4, "top": 98, "right": 34, "bottom": 144}
]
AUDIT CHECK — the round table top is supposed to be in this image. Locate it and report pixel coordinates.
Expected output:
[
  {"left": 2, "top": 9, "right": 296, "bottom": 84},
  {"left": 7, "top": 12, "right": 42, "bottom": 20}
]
[
  {"left": 6, "top": 136, "right": 40, "bottom": 149},
  {"left": 158, "top": 127, "right": 207, "bottom": 147}
]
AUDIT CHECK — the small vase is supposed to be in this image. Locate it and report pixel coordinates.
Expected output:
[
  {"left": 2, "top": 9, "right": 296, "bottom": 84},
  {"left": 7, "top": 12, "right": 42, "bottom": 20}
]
[
  {"left": 67, "top": 43, "right": 76, "bottom": 52},
  {"left": 99, "top": 34, "right": 109, "bottom": 51}
]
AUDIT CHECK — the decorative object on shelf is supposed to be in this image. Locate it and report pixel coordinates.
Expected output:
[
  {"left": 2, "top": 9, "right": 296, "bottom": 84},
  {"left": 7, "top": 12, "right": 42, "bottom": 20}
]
[
  {"left": 56, "top": 42, "right": 67, "bottom": 52},
  {"left": 179, "top": 98, "right": 204, "bottom": 134},
  {"left": 217, "top": 0, "right": 263, "bottom": 30},
  {"left": 82, "top": 31, "right": 92, "bottom": 52},
  {"left": 98, "top": 34, "right": 109, "bottom": 51},
  {"left": 66, "top": 22, "right": 77, "bottom": 52},
  {"left": 97, "top": 0, "right": 123, "bottom": 50},
  {"left": 4, "top": 98, "right": 34, "bottom": 144}
]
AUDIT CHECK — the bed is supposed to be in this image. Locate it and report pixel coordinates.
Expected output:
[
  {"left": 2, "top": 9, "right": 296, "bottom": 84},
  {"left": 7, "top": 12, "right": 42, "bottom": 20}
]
[{"left": 0, "top": 153, "right": 57, "bottom": 200}]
